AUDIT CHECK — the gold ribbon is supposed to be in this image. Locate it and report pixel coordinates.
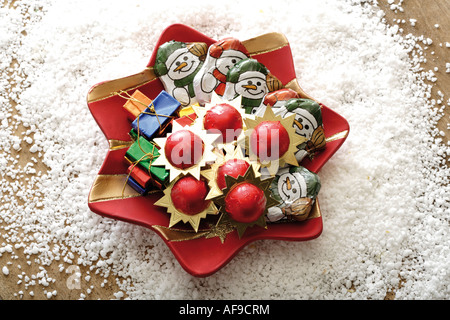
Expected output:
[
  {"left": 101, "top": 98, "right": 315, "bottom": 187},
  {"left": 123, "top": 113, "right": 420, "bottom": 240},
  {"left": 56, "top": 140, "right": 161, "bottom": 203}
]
[
  {"left": 325, "top": 130, "right": 349, "bottom": 143},
  {"left": 244, "top": 32, "right": 289, "bottom": 56},
  {"left": 89, "top": 174, "right": 141, "bottom": 203},
  {"left": 153, "top": 225, "right": 211, "bottom": 242},
  {"left": 109, "top": 139, "right": 133, "bottom": 150},
  {"left": 86, "top": 68, "right": 157, "bottom": 103},
  {"left": 89, "top": 174, "right": 322, "bottom": 241}
]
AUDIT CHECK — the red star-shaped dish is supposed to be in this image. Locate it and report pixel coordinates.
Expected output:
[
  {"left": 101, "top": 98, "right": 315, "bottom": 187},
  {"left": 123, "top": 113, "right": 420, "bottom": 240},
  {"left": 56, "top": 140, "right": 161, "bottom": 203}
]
[{"left": 86, "top": 24, "right": 349, "bottom": 277}]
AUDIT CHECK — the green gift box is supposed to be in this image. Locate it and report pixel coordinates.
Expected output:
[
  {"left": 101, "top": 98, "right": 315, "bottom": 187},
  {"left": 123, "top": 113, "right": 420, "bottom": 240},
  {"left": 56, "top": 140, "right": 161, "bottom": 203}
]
[
  {"left": 125, "top": 136, "right": 169, "bottom": 186},
  {"left": 129, "top": 128, "right": 138, "bottom": 141}
]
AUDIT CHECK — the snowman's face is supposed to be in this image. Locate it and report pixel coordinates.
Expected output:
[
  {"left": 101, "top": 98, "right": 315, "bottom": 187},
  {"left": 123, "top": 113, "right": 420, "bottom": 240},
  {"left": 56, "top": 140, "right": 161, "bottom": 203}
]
[
  {"left": 292, "top": 110, "right": 317, "bottom": 139},
  {"left": 166, "top": 48, "right": 201, "bottom": 81},
  {"left": 277, "top": 172, "right": 306, "bottom": 204},
  {"left": 235, "top": 71, "right": 267, "bottom": 100},
  {"left": 276, "top": 107, "right": 317, "bottom": 139},
  {"left": 215, "top": 50, "right": 248, "bottom": 75}
]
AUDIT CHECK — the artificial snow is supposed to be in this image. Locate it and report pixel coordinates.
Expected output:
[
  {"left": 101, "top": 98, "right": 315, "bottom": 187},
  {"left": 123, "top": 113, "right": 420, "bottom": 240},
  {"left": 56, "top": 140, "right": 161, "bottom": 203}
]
[
  {"left": 0, "top": 0, "right": 449, "bottom": 300},
  {"left": 2, "top": 265, "right": 9, "bottom": 276}
]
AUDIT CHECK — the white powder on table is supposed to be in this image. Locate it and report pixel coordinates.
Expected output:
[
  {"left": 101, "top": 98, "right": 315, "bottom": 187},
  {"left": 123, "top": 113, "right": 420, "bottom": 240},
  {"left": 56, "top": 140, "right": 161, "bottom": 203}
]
[{"left": 0, "top": 0, "right": 448, "bottom": 299}]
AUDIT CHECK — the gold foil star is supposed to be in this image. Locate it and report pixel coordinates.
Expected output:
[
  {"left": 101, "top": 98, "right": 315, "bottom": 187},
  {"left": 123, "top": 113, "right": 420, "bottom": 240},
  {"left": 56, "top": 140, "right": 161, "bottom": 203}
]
[
  {"left": 152, "top": 120, "right": 221, "bottom": 182},
  {"left": 243, "top": 106, "right": 307, "bottom": 176},
  {"left": 201, "top": 144, "right": 260, "bottom": 200},
  {"left": 154, "top": 174, "right": 219, "bottom": 232},
  {"left": 213, "top": 168, "right": 279, "bottom": 238}
]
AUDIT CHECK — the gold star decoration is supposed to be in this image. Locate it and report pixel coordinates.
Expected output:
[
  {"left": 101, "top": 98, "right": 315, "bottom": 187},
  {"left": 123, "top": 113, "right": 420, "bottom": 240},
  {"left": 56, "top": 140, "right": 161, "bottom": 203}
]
[
  {"left": 154, "top": 174, "right": 219, "bottom": 232},
  {"left": 243, "top": 106, "right": 307, "bottom": 176},
  {"left": 201, "top": 144, "right": 260, "bottom": 200},
  {"left": 203, "top": 218, "right": 236, "bottom": 244},
  {"left": 152, "top": 120, "right": 221, "bottom": 182},
  {"left": 213, "top": 167, "right": 279, "bottom": 238}
]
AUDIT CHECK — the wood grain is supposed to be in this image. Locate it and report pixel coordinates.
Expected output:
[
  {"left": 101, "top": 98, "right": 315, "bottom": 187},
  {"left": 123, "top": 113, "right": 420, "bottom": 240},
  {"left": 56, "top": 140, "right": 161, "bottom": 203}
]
[
  {"left": 379, "top": 0, "right": 450, "bottom": 146},
  {"left": 378, "top": 0, "right": 449, "bottom": 299}
]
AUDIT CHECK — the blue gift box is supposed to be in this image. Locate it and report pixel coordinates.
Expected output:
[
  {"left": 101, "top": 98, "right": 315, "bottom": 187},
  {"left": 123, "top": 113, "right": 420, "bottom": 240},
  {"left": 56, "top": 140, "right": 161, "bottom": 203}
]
[
  {"left": 126, "top": 176, "right": 149, "bottom": 195},
  {"left": 131, "top": 90, "right": 181, "bottom": 140}
]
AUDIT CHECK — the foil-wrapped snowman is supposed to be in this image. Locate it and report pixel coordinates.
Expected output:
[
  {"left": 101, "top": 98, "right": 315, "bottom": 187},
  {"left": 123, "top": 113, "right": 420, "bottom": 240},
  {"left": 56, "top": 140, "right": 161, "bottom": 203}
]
[
  {"left": 153, "top": 40, "right": 208, "bottom": 106},
  {"left": 266, "top": 166, "right": 321, "bottom": 222}
]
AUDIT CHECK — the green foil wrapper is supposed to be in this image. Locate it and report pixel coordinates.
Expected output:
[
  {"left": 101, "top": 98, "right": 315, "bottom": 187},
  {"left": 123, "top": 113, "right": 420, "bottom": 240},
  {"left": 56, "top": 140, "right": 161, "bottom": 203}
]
[
  {"left": 125, "top": 136, "right": 169, "bottom": 185},
  {"left": 268, "top": 166, "right": 321, "bottom": 222}
]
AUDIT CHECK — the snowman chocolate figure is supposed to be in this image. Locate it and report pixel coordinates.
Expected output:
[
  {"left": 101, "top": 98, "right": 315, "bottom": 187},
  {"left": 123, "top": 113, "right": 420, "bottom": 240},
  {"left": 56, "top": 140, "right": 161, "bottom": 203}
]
[
  {"left": 193, "top": 37, "right": 249, "bottom": 105},
  {"left": 276, "top": 98, "right": 326, "bottom": 161},
  {"left": 266, "top": 166, "right": 321, "bottom": 222},
  {"left": 223, "top": 58, "right": 273, "bottom": 114},
  {"left": 154, "top": 40, "right": 208, "bottom": 106}
]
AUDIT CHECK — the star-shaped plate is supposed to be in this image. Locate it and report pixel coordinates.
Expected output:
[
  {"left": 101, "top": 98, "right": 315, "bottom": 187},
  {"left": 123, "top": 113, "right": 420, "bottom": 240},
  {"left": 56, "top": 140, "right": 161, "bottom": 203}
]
[{"left": 86, "top": 24, "right": 349, "bottom": 277}]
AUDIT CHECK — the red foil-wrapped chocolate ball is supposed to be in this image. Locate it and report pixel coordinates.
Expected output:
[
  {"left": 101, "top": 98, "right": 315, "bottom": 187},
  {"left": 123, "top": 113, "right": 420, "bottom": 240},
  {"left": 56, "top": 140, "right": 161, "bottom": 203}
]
[
  {"left": 171, "top": 176, "right": 210, "bottom": 215},
  {"left": 203, "top": 103, "right": 243, "bottom": 143},
  {"left": 224, "top": 182, "right": 266, "bottom": 223},
  {"left": 250, "top": 121, "right": 290, "bottom": 161},
  {"left": 164, "top": 130, "right": 205, "bottom": 169},
  {"left": 216, "top": 159, "right": 250, "bottom": 190}
]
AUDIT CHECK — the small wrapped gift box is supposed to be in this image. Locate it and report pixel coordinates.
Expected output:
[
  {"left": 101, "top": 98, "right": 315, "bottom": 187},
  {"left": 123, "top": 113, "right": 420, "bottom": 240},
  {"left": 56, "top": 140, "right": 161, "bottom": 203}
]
[
  {"left": 126, "top": 175, "right": 149, "bottom": 195},
  {"left": 131, "top": 90, "right": 181, "bottom": 141},
  {"left": 127, "top": 164, "right": 152, "bottom": 189},
  {"left": 174, "top": 112, "right": 197, "bottom": 127},
  {"left": 178, "top": 105, "right": 197, "bottom": 117},
  {"left": 129, "top": 128, "right": 138, "bottom": 141},
  {"left": 129, "top": 104, "right": 198, "bottom": 140},
  {"left": 124, "top": 136, "right": 169, "bottom": 187},
  {"left": 122, "top": 89, "right": 153, "bottom": 121}
]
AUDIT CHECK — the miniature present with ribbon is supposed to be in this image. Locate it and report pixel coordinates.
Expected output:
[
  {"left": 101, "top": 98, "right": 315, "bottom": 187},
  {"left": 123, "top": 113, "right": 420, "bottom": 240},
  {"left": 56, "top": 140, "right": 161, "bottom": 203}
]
[
  {"left": 122, "top": 89, "right": 153, "bottom": 121},
  {"left": 174, "top": 104, "right": 198, "bottom": 127},
  {"left": 266, "top": 165, "right": 321, "bottom": 222},
  {"left": 127, "top": 164, "right": 151, "bottom": 190},
  {"left": 128, "top": 128, "right": 138, "bottom": 141},
  {"left": 131, "top": 90, "right": 181, "bottom": 141},
  {"left": 124, "top": 136, "right": 169, "bottom": 188},
  {"left": 174, "top": 112, "right": 197, "bottom": 127}
]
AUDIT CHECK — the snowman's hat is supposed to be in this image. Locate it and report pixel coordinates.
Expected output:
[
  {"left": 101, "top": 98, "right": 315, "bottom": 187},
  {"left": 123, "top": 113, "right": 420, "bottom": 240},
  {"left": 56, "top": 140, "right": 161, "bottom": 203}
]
[
  {"left": 284, "top": 98, "right": 322, "bottom": 128},
  {"left": 154, "top": 41, "right": 186, "bottom": 77},
  {"left": 226, "top": 58, "right": 269, "bottom": 83},
  {"left": 154, "top": 41, "right": 207, "bottom": 77},
  {"left": 209, "top": 37, "right": 249, "bottom": 59}
]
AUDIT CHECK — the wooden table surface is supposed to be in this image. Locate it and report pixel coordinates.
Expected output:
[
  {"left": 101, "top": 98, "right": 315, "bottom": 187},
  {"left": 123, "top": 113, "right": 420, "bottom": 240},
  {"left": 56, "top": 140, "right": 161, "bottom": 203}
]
[
  {"left": 380, "top": 0, "right": 449, "bottom": 148},
  {"left": 0, "top": 0, "right": 448, "bottom": 300}
]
